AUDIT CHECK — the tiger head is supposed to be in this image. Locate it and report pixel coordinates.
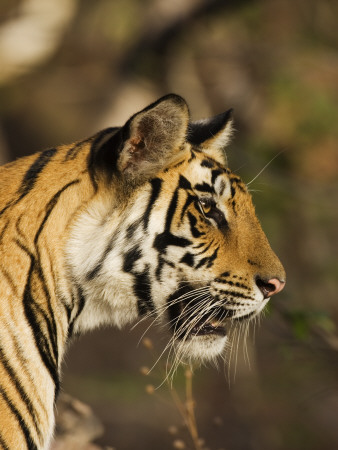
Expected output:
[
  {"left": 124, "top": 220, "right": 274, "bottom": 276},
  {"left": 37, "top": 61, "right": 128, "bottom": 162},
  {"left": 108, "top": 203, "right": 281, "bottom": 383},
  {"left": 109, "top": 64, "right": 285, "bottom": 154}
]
[{"left": 67, "top": 94, "right": 285, "bottom": 364}]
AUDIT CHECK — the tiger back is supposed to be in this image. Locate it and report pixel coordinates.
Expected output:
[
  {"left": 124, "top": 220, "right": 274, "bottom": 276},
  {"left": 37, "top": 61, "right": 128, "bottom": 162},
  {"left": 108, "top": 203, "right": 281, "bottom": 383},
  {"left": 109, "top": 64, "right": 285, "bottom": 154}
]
[{"left": 0, "top": 94, "right": 285, "bottom": 449}]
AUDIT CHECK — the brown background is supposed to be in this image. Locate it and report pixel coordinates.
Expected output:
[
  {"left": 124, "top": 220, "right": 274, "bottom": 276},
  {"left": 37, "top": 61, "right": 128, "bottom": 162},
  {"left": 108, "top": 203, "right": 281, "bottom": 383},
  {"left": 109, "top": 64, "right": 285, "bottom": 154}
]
[{"left": 1, "top": 1, "right": 337, "bottom": 449}]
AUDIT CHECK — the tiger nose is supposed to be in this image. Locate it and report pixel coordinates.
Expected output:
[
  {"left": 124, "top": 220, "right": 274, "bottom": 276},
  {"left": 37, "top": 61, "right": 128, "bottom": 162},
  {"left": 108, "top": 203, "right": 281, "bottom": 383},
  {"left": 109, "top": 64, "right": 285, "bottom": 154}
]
[{"left": 256, "top": 277, "right": 285, "bottom": 298}]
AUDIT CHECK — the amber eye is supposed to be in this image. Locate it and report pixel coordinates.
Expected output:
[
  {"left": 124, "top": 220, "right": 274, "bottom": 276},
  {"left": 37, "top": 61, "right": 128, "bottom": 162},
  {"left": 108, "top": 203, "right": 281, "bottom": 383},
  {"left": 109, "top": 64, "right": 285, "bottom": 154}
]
[
  {"left": 198, "top": 198, "right": 215, "bottom": 215},
  {"left": 197, "top": 197, "right": 228, "bottom": 229}
]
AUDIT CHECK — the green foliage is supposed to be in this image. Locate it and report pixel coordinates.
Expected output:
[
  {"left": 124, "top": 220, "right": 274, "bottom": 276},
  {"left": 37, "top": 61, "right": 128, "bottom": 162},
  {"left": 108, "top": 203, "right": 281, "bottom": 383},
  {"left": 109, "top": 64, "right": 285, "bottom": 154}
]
[{"left": 283, "top": 309, "right": 336, "bottom": 341}]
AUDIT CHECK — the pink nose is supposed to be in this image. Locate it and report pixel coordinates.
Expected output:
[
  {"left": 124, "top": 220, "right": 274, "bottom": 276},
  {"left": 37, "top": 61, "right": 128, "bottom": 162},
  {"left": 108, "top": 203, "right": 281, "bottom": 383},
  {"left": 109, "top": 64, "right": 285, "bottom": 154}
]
[{"left": 256, "top": 278, "right": 285, "bottom": 298}]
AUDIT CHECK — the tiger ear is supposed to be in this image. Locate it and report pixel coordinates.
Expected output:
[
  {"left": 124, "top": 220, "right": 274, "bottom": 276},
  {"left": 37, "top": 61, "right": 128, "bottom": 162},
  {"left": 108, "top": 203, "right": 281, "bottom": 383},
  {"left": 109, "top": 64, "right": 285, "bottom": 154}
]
[
  {"left": 188, "top": 109, "right": 233, "bottom": 164},
  {"left": 93, "top": 94, "right": 189, "bottom": 184}
]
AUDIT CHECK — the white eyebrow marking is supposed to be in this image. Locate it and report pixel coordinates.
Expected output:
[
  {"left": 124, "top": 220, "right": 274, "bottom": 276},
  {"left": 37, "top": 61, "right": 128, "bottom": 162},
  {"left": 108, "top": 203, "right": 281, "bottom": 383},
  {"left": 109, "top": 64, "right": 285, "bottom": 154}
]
[
  {"left": 219, "top": 180, "right": 226, "bottom": 196},
  {"left": 214, "top": 176, "right": 230, "bottom": 199}
]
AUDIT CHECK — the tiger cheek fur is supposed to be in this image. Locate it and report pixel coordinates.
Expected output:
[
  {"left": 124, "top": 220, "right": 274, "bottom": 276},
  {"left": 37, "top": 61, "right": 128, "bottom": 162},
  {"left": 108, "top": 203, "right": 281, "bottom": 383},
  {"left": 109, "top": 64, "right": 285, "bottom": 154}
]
[{"left": 0, "top": 94, "right": 285, "bottom": 449}]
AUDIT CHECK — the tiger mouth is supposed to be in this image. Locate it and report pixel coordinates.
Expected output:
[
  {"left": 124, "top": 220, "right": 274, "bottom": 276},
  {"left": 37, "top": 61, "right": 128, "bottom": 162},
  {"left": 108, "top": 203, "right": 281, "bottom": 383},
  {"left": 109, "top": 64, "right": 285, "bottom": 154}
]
[
  {"left": 174, "top": 303, "right": 229, "bottom": 339},
  {"left": 190, "top": 319, "right": 227, "bottom": 337},
  {"left": 167, "top": 285, "right": 254, "bottom": 340},
  {"left": 173, "top": 302, "right": 259, "bottom": 339}
]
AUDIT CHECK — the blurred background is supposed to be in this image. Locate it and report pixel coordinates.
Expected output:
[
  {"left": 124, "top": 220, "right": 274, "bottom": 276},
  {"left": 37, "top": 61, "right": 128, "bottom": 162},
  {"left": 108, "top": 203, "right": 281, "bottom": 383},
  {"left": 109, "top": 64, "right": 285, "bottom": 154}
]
[{"left": 1, "top": 0, "right": 337, "bottom": 449}]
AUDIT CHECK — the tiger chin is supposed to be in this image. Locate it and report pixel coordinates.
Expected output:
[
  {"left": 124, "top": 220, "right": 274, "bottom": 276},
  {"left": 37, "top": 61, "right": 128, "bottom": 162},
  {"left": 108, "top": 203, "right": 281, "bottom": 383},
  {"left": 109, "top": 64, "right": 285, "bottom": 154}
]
[{"left": 0, "top": 94, "right": 285, "bottom": 449}]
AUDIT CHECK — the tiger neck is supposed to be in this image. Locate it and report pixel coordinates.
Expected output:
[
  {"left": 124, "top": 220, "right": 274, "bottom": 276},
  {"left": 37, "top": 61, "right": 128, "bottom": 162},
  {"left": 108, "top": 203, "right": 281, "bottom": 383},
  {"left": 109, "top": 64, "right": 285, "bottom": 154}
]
[{"left": 0, "top": 143, "right": 104, "bottom": 447}]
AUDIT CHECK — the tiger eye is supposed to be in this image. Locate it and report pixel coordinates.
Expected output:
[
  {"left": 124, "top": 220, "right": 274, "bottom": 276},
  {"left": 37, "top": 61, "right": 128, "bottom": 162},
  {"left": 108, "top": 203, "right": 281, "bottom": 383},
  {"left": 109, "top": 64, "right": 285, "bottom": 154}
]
[
  {"left": 199, "top": 198, "right": 214, "bottom": 215},
  {"left": 202, "top": 203, "right": 211, "bottom": 214}
]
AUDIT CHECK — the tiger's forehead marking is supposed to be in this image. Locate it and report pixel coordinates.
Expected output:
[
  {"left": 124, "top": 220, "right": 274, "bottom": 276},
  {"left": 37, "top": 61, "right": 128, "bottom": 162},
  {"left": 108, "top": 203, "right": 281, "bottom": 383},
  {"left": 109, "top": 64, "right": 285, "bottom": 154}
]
[
  {"left": 183, "top": 153, "right": 239, "bottom": 200},
  {"left": 163, "top": 150, "right": 248, "bottom": 209}
]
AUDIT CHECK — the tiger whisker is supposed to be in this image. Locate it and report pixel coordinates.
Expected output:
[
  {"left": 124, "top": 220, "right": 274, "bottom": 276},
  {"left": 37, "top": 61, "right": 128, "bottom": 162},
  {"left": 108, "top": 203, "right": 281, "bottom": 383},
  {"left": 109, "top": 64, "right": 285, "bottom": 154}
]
[
  {"left": 246, "top": 151, "right": 284, "bottom": 186},
  {"left": 143, "top": 295, "right": 211, "bottom": 378},
  {"left": 131, "top": 286, "right": 210, "bottom": 333},
  {"left": 135, "top": 281, "right": 266, "bottom": 387}
]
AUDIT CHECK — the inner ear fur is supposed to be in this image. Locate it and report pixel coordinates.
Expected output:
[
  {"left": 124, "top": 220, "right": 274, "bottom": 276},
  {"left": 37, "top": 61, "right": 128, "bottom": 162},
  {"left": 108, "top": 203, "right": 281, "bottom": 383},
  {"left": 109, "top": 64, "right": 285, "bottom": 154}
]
[
  {"left": 188, "top": 109, "right": 233, "bottom": 164},
  {"left": 92, "top": 94, "right": 189, "bottom": 187},
  {"left": 117, "top": 94, "right": 189, "bottom": 181}
]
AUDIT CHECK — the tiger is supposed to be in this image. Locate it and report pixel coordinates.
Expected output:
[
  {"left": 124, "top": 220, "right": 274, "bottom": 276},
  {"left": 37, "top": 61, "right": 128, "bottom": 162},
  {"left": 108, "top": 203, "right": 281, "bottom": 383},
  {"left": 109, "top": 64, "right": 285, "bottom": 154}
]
[{"left": 0, "top": 94, "right": 285, "bottom": 449}]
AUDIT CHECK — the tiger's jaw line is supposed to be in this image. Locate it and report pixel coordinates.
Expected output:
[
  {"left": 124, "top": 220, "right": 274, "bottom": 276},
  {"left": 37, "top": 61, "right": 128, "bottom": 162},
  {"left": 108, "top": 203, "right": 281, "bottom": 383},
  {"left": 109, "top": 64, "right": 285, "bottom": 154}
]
[
  {"left": 176, "top": 334, "right": 229, "bottom": 363},
  {"left": 160, "top": 288, "right": 227, "bottom": 362},
  {"left": 174, "top": 320, "right": 229, "bottom": 362},
  {"left": 163, "top": 282, "right": 262, "bottom": 362}
]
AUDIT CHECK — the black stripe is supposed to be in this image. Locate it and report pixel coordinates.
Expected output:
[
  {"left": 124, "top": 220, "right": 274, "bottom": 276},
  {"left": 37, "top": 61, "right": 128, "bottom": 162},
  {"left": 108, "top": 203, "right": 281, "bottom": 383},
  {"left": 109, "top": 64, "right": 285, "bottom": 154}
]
[
  {"left": 211, "top": 169, "right": 224, "bottom": 184},
  {"left": 0, "top": 202, "right": 13, "bottom": 218},
  {"left": 13, "top": 238, "right": 34, "bottom": 259},
  {"left": 15, "top": 214, "right": 28, "bottom": 241},
  {"left": 0, "top": 220, "right": 9, "bottom": 242},
  {"left": 64, "top": 140, "right": 85, "bottom": 161},
  {"left": 143, "top": 178, "right": 162, "bottom": 229},
  {"left": 23, "top": 275, "right": 60, "bottom": 395},
  {"left": 179, "top": 193, "right": 195, "bottom": 223},
  {"left": 0, "top": 346, "right": 41, "bottom": 437},
  {"left": 237, "top": 183, "right": 247, "bottom": 193},
  {"left": 34, "top": 265, "right": 59, "bottom": 365},
  {"left": 123, "top": 246, "right": 142, "bottom": 273},
  {"left": 187, "top": 211, "right": 203, "bottom": 238},
  {"left": 172, "top": 159, "right": 185, "bottom": 169},
  {"left": 0, "top": 267, "right": 18, "bottom": 296},
  {"left": 86, "top": 231, "right": 118, "bottom": 281},
  {"left": 60, "top": 296, "right": 72, "bottom": 325},
  {"left": 195, "top": 240, "right": 214, "bottom": 256},
  {"left": 68, "top": 285, "right": 86, "bottom": 338},
  {"left": 153, "top": 231, "right": 191, "bottom": 254},
  {"left": 178, "top": 175, "right": 191, "bottom": 190},
  {"left": 32, "top": 180, "right": 81, "bottom": 360},
  {"left": 0, "top": 387, "right": 38, "bottom": 450},
  {"left": 201, "top": 159, "right": 215, "bottom": 168},
  {"left": 126, "top": 220, "right": 139, "bottom": 240},
  {"left": 33, "top": 180, "right": 80, "bottom": 246},
  {"left": 12, "top": 241, "right": 60, "bottom": 393},
  {"left": 178, "top": 176, "right": 193, "bottom": 223},
  {"left": 187, "top": 150, "right": 197, "bottom": 162},
  {"left": 195, "top": 248, "right": 219, "bottom": 269},
  {"left": 155, "top": 255, "right": 176, "bottom": 281},
  {"left": 163, "top": 159, "right": 186, "bottom": 173},
  {"left": 0, "top": 431, "right": 9, "bottom": 450},
  {"left": 220, "top": 271, "right": 230, "bottom": 278},
  {"left": 133, "top": 266, "right": 154, "bottom": 315},
  {"left": 0, "top": 149, "right": 58, "bottom": 218},
  {"left": 194, "top": 182, "right": 214, "bottom": 193},
  {"left": 164, "top": 188, "right": 180, "bottom": 231},
  {"left": 167, "top": 290, "right": 183, "bottom": 332},
  {"left": 10, "top": 330, "right": 49, "bottom": 420},
  {"left": 180, "top": 252, "right": 195, "bottom": 267},
  {"left": 248, "top": 259, "right": 260, "bottom": 267},
  {"left": 21, "top": 182, "right": 80, "bottom": 397},
  {"left": 18, "top": 148, "right": 57, "bottom": 198},
  {"left": 222, "top": 290, "right": 254, "bottom": 300},
  {"left": 230, "top": 175, "right": 241, "bottom": 183},
  {"left": 86, "top": 262, "right": 103, "bottom": 281},
  {"left": 230, "top": 176, "right": 246, "bottom": 193},
  {"left": 224, "top": 280, "right": 249, "bottom": 290},
  {"left": 166, "top": 284, "right": 193, "bottom": 333}
]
